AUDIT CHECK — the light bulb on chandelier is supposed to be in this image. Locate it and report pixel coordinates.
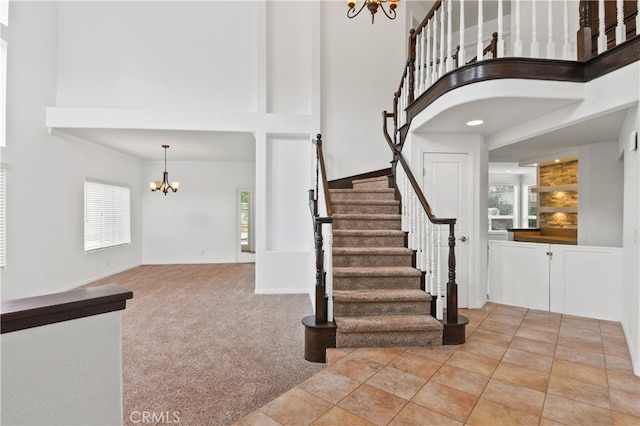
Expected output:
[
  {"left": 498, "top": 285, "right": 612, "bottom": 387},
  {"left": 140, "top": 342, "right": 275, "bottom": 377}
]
[{"left": 149, "top": 144, "right": 179, "bottom": 195}]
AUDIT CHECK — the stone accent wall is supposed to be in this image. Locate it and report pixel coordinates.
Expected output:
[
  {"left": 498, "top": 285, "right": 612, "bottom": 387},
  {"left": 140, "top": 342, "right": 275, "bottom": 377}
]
[{"left": 538, "top": 160, "right": 578, "bottom": 230}]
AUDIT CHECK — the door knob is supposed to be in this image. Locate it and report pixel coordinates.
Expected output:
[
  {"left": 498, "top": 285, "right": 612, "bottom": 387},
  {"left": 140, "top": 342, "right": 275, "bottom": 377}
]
[{"left": 459, "top": 236, "right": 468, "bottom": 242}]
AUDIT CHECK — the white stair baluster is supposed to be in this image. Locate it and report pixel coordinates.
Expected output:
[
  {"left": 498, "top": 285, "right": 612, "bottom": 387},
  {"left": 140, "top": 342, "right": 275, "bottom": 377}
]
[
  {"left": 477, "top": 0, "right": 484, "bottom": 61},
  {"left": 598, "top": 0, "right": 606, "bottom": 53},
  {"left": 563, "top": 0, "right": 571, "bottom": 59},
  {"left": 416, "top": 197, "right": 423, "bottom": 270},
  {"left": 432, "top": 10, "right": 439, "bottom": 82},
  {"left": 439, "top": 5, "right": 445, "bottom": 76},
  {"left": 421, "top": 211, "right": 427, "bottom": 272},
  {"left": 459, "top": 0, "right": 466, "bottom": 64},
  {"left": 325, "top": 224, "right": 334, "bottom": 322},
  {"left": 514, "top": 0, "right": 523, "bottom": 56},
  {"left": 446, "top": 0, "right": 453, "bottom": 72},
  {"left": 425, "top": 21, "right": 432, "bottom": 88},
  {"left": 420, "top": 30, "right": 426, "bottom": 94},
  {"left": 497, "top": 0, "right": 505, "bottom": 57},
  {"left": 546, "top": 0, "right": 555, "bottom": 58},
  {"left": 435, "top": 225, "right": 443, "bottom": 320},
  {"left": 615, "top": 0, "right": 626, "bottom": 45},
  {"left": 429, "top": 220, "right": 436, "bottom": 296},
  {"left": 531, "top": 0, "right": 540, "bottom": 57}
]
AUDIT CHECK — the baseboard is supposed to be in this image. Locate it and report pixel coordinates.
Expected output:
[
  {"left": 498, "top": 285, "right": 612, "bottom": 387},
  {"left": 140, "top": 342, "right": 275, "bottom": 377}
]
[{"left": 50, "top": 263, "right": 142, "bottom": 294}]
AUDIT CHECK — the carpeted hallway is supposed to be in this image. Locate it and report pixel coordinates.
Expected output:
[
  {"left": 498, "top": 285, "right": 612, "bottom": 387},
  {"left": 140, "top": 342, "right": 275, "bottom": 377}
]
[{"left": 89, "top": 263, "right": 324, "bottom": 425}]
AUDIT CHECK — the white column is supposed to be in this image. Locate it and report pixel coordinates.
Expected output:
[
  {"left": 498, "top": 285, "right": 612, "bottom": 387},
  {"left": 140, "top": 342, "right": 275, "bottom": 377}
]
[
  {"left": 476, "top": 0, "right": 484, "bottom": 61},
  {"left": 615, "top": 0, "right": 626, "bottom": 45},
  {"left": 563, "top": 0, "right": 571, "bottom": 59},
  {"left": 497, "top": 0, "right": 505, "bottom": 57},
  {"left": 446, "top": 0, "right": 453, "bottom": 72},
  {"left": 546, "top": 0, "right": 555, "bottom": 58},
  {"left": 435, "top": 225, "right": 443, "bottom": 320},
  {"left": 459, "top": 0, "right": 466, "bottom": 64},
  {"left": 598, "top": 0, "right": 607, "bottom": 53},
  {"left": 514, "top": 0, "right": 523, "bottom": 56},
  {"left": 530, "top": 0, "right": 540, "bottom": 57}
]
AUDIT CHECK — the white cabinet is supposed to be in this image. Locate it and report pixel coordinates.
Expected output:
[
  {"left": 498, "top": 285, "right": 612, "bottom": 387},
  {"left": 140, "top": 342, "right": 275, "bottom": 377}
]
[{"left": 488, "top": 240, "right": 623, "bottom": 321}]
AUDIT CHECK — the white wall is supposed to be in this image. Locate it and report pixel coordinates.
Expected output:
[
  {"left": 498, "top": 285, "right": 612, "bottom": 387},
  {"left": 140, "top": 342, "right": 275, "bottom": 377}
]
[
  {"left": 1, "top": 312, "right": 124, "bottom": 425},
  {"left": 321, "top": 1, "right": 406, "bottom": 180},
  {"left": 142, "top": 160, "right": 255, "bottom": 264},
  {"left": 578, "top": 141, "right": 624, "bottom": 247},
  {"left": 1, "top": 2, "right": 142, "bottom": 300}
]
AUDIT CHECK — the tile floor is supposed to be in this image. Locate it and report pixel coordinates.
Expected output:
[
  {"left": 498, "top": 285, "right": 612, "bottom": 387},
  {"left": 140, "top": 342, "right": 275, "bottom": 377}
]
[{"left": 237, "top": 303, "right": 640, "bottom": 426}]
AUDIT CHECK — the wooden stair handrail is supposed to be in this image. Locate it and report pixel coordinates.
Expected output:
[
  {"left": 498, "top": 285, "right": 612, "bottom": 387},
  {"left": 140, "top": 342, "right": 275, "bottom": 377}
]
[{"left": 313, "top": 134, "right": 333, "bottom": 217}]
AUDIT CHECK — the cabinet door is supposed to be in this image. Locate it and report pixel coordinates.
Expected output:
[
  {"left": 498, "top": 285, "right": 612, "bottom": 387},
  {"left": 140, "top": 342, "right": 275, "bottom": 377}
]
[{"left": 488, "top": 241, "right": 550, "bottom": 311}]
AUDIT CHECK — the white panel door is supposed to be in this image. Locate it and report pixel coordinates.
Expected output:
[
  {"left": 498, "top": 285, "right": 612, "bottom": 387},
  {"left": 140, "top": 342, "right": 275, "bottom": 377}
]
[
  {"left": 488, "top": 241, "right": 550, "bottom": 311},
  {"left": 423, "top": 152, "right": 471, "bottom": 307}
]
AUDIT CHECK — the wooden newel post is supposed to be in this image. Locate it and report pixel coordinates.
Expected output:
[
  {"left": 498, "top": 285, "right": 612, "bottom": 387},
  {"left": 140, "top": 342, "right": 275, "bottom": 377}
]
[
  {"left": 446, "top": 222, "right": 458, "bottom": 323},
  {"left": 408, "top": 29, "right": 416, "bottom": 105},
  {"left": 315, "top": 222, "right": 327, "bottom": 323},
  {"left": 577, "top": 0, "right": 593, "bottom": 61}
]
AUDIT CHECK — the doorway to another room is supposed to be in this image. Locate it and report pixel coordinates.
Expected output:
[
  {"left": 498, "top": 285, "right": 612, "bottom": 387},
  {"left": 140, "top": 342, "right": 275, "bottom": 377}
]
[{"left": 238, "top": 188, "right": 255, "bottom": 263}]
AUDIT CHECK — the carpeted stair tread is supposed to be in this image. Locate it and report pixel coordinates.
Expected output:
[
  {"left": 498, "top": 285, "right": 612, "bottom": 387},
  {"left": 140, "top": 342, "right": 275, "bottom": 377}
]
[
  {"left": 333, "top": 247, "right": 413, "bottom": 255},
  {"left": 333, "top": 229, "right": 405, "bottom": 237},
  {"left": 332, "top": 200, "right": 400, "bottom": 206},
  {"left": 334, "top": 289, "right": 431, "bottom": 303},
  {"left": 352, "top": 176, "right": 390, "bottom": 185},
  {"left": 333, "top": 266, "right": 422, "bottom": 277},
  {"left": 335, "top": 315, "right": 443, "bottom": 332},
  {"left": 333, "top": 213, "right": 401, "bottom": 220},
  {"left": 329, "top": 188, "right": 395, "bottom": 194}
]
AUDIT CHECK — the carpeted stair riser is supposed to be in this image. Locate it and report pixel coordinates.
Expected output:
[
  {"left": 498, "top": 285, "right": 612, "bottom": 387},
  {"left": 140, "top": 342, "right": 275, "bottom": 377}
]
[
  {"left": 333, "top": 231, "right": 405, "bottom": 248},
  {"left": 337, "top": 330, "right": 443, "bottom": 348},
  {"left": 333, "top": 215, "right": 401, "bottom": 231},
  {"left": 351, "top": 176, "right": 391, "bottom": 190},
  {"left": 333, "top": 253, "right": 413, "bottom": 268},
  {"left": 329, "top": 189, "right": 396, "bottom": 201},
  {"left": 333, "top": 289, "right": 430, "bottom": 317},
  {"left": 333, "top": 274, "right": 422, "bottom": 291},
  {"left": 332, "top": 201, "right": 400, "bottom": 215}
]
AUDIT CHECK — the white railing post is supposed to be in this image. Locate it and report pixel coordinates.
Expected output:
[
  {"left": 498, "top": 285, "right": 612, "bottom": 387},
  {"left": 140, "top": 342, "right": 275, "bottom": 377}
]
[
  {"left": 477, "top": 0, "right": 484, "bottom": 61},
  {"left": 425, "top": 21, "right": 432, "bottom": 88},
  {"left": 598, "top": 0, "right": 607, "bottom": 53},
  {"left": 563, "top": 0, "right": 571, "bottom": 59},
  {"left": 546, "top": 0, "right": 555, "bottom": 58},
  {"left": 416, "top": 198, "right": 423, "bottom": 270},
  {"left": 497, "top": 0, "right": 505, "bottom": 57},
  {"left": 439, "top": 5, "right": 446, "bottom": 77},
  {"left": 432, "top": 9, "right": 439, "bottom": 82},
  {"left": 615, "top": 0, "right": 626, "bottom": 45},
  {"left": 514, "top": 0, "right": 523, "bottom": 56},
  {"left": 531, "top": 0, "right": 540, "bottom": 57},
  {"left": 325, "top": 224, "right": 333, "bottom": 322},
  {"left": 446, "top": 0, "right": 453, "bottom": 72},
  {"left": 419, "top": 30, "right": 426, "bottom": 94},
  {"left": 429, "top": 220, "right": 436, "bottom": 296},
  {"left": 421, "top": 211, "right": 428, "bottom": 273},
  {"left": 435, "top": 225, "right": 443, "bottom": 320},
  {"left": 459, "top": 0, "right": 466, "bottom": 64}
]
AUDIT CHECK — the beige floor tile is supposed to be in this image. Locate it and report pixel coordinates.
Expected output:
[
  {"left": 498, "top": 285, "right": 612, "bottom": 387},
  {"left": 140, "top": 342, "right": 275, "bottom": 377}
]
[
  {"left": 430, "top": 364, "right": 490, "bottom": 396},
  {"left": 261, "top": 388, "right": 332, "bottom": 426},
  {"left": 607, "top": 368, "right": 640, "bottom": 392},
  {"left": 486, "top": 311, "right": 526, "bottom": 327},
  {"left": 611, "top": 410, "right": 640, "bottom": 425},
  {"left": 388, "top": 402, "right": 463, "bottom": 426},
  {"left": 481, "top": 378, "right": 546, "bottom": 416},
  {"left": 515, "top": 326, "right": 558, "bottom": 344},
  {"left": 610, "top": 388, "right": 640, "bottom": 417},
  {"left": 366, "top": 365, "right": 427, "bottom": 400},
  {"left": 599, "top": 321, "right": 625, "bottom": 335},
  {"left": 466, "top": 398, "right": 540, "bottom": 425},
  {"left": 445, "top": 350, "right": 499, "bottom": 377},
  {"left": 352, "top": 347, "right": 406, "bottom": 364},
  {"left": 478, "top": 319, "right": 520, "bottom": 336},
  {"left": 554, "top": 344, "right": 606, "bottom": 368},
  {"left": 337, "top": 384, "right": 407, "bottom": 426},
  {"left": 524, "top": 310, "right": 562, "bottom": 325},
  {"left": 404, "top": 345, "right": 458, "bottom": 363},
  {"left": 411, "top": 381, "right": 478, "bottom": 423},
  {"left": 552, "top": 358, "right": 608, "bottom": 387},
  {"left": 541, "top": 394, "right": 612, "bottom": 426},
  {"left": 547, "top": 374, "right": 611, "bottom": 409},
  {"left": 602, "top": 332, "right": 628, "bottom": 346},
  {"left": 520, "top": 318, "right": 561, "bottom": 334},
  {"left": 236, "top": 411, "right": 283, "bottom": 426},
  {"left": 458, "top": 337, "right": 508, "bottom": 360},
  {"left": 559, "top": 324, "right": 602, "bottom": 342},
  {"left": 470, "top": 328, "right": 514, "bottom": 346},
  {"left": 327, "top": 354, "right": 386, "bottom": 383},
  {"left": 605, "top": 354, "right": 634, "bottom": 373},
  {"left": 493, "top": 362, "right": 549, "bottom": 392},
  {"left": 389, "top": 352, "right": 443, "bottom": 380},
  {"left": 298, "top": 370, "right": 361, "bottom": 404},
  {"left": 325, "top": 348, "right": 354, "bottom": 365},
  {"left": 556, "top": 334, "right": 604, "bottom": 354},
  {"left": 509, "top": 336, "right": 556, "bottom": 357},
  {"left": 311, "top": 406, "right": 374, "bottom": 426},
  {"left": 604, "top": 342, "right": 632, "bottom": 359},
  {"left": 561, "top": 316, "right": 601, "bottom": 331},
  {"left": 501, "top": 347, "right": 554, "bottom": 373}
]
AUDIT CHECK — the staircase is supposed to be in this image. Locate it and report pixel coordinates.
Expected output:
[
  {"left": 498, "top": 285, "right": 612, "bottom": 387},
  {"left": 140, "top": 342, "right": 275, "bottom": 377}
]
[{"left": 330, "top": 175, "right": 443, "bottom": 348}]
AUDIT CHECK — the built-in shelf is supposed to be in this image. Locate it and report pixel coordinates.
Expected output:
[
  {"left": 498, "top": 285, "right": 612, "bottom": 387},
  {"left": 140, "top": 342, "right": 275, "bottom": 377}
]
[
  {"left": 533, "top": 206, "right": 578, "bottom": 213},
  {"left": 531, "top": 184, "right": 578, "bottom": 193}
]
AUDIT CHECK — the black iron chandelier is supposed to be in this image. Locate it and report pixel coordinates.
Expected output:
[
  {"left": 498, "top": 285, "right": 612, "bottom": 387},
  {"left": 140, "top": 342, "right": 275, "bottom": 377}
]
[
  {"left": 149, "top": 145, "right": 179, "bottom": 195},
  {"left": 347, "top": 0, "right": 399, "bottom": 24}
]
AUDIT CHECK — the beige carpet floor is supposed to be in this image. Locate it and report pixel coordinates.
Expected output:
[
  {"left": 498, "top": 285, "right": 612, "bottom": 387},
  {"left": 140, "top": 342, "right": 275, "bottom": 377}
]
[{"left": 88, "top": 263, "right": 324, "bottom": 425}]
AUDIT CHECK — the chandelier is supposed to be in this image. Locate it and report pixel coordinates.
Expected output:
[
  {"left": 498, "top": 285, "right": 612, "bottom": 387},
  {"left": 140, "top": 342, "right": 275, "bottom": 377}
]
[
  {"left": 149, "top": 144, "right": 179, "bottom": 195},
  {"left": 347, "top": 0, "right": 399, "bottom": 24}
]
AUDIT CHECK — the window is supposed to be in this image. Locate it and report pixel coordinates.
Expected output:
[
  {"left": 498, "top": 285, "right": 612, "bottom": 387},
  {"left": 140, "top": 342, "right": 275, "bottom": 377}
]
[
  {"left": 84, "top": 180, "right": 131, "bottom": 252},
  {"left": 488, "top": 185, "right": 517, "bottom": 231},
  {"left": 524, "top": 185, "right": 538, "bottom": 228}
]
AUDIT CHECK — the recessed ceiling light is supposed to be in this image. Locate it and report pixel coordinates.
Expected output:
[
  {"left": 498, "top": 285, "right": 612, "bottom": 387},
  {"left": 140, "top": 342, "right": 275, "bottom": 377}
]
[
  {"left": 506, "top": 169, "right": 513, "bottom": 173},
  {"left": 466, "top": 119, "right": 484, "bottom": 126},
  {"left": 555, "top": 159, "right": 560, "bottom": 163}
]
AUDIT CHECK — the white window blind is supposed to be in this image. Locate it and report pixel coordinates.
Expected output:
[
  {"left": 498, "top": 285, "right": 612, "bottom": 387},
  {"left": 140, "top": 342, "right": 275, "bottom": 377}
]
[
  {"left": 84, "top": 180, "right": 131, "bottom": 252},
  {"left": 0, "top": 166, "right": 5, "bottom": 269}
]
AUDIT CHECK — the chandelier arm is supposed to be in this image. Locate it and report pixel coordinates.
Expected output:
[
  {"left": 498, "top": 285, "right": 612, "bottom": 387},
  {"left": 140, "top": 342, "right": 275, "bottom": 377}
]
[
  {"left": 347, "top": 1, "right": 368, "bottom": 19},
  {"left": 379, "top": 3, "right": 397, "bottom": 20}
]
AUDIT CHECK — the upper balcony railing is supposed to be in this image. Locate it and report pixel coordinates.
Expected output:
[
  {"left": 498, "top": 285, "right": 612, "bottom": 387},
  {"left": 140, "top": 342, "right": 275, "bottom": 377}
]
[{"left": 393, "top": 0, "right": 640, "bottom": 131}]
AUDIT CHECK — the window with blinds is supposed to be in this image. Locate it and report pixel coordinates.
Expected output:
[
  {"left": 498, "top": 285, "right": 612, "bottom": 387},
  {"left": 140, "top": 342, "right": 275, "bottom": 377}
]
[{"left": 84, "top": 180, "right": 131, "bottom": 252}]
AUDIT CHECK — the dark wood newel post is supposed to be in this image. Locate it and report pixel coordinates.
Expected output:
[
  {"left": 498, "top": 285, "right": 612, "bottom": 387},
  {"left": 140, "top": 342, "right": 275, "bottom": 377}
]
[
  {"left": 446, "top": 222, "right": 458, "bottom": 323},
  {"left": 408, "top": 29, "right": 416, "bottom": 105},
  {"left": 577, "top": 0, "right": 593, "bottom": 61},
  {"left": 314, "top": 221, "right": 327, "bottom": 323}
]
